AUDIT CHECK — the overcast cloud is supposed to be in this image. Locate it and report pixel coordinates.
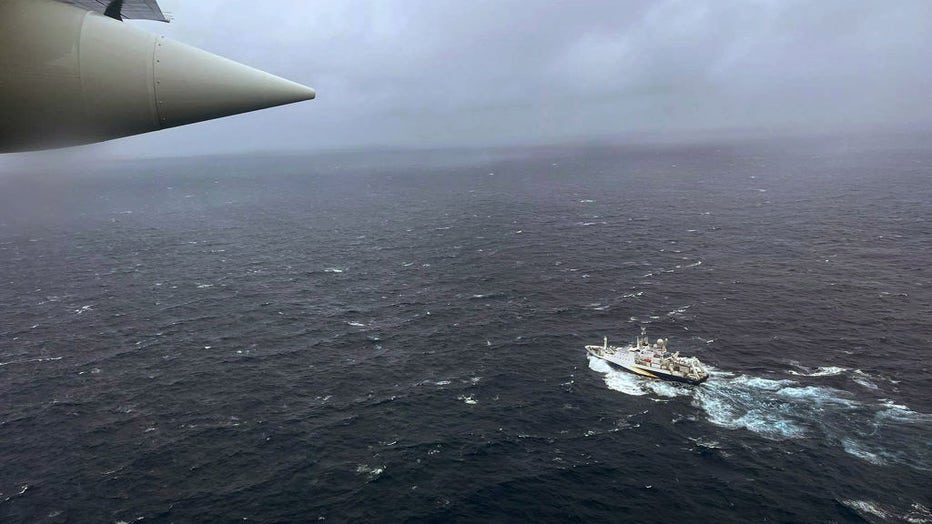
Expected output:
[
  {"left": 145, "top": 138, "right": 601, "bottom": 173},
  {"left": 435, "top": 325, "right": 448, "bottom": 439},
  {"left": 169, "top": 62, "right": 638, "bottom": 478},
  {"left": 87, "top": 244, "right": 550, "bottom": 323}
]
[{"left": 35, "top": 0, "right": 932, "bottom": 156}]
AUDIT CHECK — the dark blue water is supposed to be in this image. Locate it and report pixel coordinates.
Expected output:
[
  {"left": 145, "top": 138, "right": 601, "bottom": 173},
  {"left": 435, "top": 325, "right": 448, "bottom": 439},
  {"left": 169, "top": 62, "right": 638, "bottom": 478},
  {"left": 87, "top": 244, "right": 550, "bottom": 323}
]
[{"left": 1, "top": 136, "right": 930, "bottom": 522}]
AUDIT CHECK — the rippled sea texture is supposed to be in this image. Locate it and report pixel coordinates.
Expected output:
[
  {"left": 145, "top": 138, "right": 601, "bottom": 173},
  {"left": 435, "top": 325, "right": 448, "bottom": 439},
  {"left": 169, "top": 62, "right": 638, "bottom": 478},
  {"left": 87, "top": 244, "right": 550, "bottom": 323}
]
[{"left": 1, "top": 137, "right": 930, "bottom": 522}]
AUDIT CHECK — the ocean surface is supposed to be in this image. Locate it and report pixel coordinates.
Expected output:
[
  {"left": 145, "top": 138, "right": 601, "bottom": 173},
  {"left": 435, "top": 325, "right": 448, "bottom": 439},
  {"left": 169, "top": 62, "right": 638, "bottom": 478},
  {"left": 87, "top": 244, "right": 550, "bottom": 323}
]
[{"left": 1, "top": 135, "right": 930, "bottom": 522}]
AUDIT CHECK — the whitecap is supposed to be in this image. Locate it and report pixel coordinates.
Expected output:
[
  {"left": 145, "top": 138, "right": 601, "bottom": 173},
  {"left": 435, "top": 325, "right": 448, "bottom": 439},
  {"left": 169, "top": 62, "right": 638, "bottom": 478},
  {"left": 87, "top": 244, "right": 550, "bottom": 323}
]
[
  {"left": 666, "top": 305, "right": 691, "bottom": 316},
  {"left": 0, "top": 356, "right": 63, "bottom": 367},
  {"left": 355, "top": 464, "right": 385, "bottom": 480},
  {"left": 852, "top": 375, "right": 879, "bottom": 390},
  {"left": 470, "top": 293, "right": 505, "bottom": 299},
  {"left": 905, "top": 503, "right": 932, "bottom": 523},
  {"left": 776, "top": 385, "right": 854, "bottom": 406},
  {"left": 324, "top": 268, "right": 344, "bottom": 273},
  {"left": 874, "top": 400, "right": 929, "bottom": 424},
  {"left": 706, "top": 366, "right": 735, "bottom": 378},
  {"left": 839, "top": 499, "right": 890, "bottom": 520},
  {"left": 840, "top": 438, "right": 889, "bottom": 466},
  {"left": 728, "top": 375, "right": 795, "bottom": 391},
  {"left": 877, "top": 399, "right": 913, "bottom": 413},
  {"left": 787, "top": 366, "right": 848, "bottom": 377},
  {"left": 688, "top": 437, "right": 722, "bottom": 449},
  {"left": 346, "top": 321, "right": 366, "bottom": 327}
]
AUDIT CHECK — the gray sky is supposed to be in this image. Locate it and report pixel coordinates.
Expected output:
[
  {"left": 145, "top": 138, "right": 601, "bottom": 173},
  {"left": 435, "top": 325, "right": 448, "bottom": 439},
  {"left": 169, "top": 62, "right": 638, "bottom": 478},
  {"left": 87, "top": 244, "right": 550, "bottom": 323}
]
[{"left": 40, "top": 0, "right": 932, "bottom": 156}]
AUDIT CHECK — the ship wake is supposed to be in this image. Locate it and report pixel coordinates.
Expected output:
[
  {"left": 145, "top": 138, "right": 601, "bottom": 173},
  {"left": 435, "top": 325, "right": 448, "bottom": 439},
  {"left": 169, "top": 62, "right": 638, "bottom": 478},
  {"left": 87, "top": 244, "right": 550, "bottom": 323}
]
[{"left": 588, "top": 356, "right": 932, "bottom": 470}]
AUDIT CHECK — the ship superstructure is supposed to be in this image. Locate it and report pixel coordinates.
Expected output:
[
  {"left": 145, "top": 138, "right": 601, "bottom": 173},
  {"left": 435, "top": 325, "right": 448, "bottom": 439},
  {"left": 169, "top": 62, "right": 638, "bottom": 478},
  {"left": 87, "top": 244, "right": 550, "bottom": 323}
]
[{"left": 586, "top": 329, "right": 709, "bottom": 385}]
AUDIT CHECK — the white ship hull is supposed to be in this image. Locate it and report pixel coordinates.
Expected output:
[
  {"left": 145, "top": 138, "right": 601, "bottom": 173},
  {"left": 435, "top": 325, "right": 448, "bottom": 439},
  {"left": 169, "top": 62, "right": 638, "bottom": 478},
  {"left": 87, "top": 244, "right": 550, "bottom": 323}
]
[{"left": 586, "top": 333, "right": 709, "bottom": 385}]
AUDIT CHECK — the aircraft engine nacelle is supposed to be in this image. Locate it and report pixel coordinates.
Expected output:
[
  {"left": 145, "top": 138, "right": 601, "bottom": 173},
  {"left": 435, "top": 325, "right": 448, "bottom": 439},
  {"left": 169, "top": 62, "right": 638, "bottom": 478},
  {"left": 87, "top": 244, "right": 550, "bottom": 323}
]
[{"left": 0, "top": 0, "right": 315, "bottom": 153}]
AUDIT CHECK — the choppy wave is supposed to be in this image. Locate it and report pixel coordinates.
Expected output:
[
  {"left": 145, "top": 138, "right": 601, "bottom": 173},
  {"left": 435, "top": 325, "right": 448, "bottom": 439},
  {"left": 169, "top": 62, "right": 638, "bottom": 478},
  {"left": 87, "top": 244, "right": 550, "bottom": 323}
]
[
  {"left": 786, "top": 364, "right": 887, "bottom": 391},
  {"left": 787, "top": 365, "right": 848, "bottom": 377},
  {"left": 0, "top": 356, "right": 63, "bottom": 367},
  {"left": 839, "top": 499, "right": 932, "bottom": 524},
  {"left": 355, "top": 464, "right": 385, "bottom": 481}
]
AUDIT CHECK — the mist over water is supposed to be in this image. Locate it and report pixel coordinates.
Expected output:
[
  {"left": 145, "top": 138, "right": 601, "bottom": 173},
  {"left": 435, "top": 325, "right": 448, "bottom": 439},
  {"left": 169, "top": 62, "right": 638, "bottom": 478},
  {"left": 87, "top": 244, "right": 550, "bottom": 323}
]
[{"left": 1, "top": 134, "right": 930, "bottom": 522}]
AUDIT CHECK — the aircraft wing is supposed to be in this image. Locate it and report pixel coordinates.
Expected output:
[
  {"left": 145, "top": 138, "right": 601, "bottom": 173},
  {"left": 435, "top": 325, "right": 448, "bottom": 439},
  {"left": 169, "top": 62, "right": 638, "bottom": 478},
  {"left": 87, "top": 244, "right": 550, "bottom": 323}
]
[
  {"left": 1, "top": 0, "right": 314, "bottom": 153},
  {"left": 58, "top": 0, "right": 169, "bottom": 22}
]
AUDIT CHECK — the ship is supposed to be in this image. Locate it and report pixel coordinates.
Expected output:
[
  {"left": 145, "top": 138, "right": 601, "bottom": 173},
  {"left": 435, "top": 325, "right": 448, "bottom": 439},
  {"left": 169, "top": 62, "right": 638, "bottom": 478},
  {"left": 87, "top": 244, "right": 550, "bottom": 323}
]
[{"left": 586, "top": 329, "right": 709, "bottom": 385}]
